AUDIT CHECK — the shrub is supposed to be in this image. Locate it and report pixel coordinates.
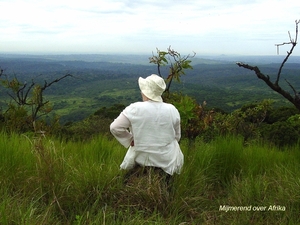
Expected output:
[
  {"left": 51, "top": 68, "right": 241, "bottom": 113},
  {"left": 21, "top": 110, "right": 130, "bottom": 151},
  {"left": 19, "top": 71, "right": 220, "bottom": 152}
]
[{"left": 260, "top": 121, "right": 300, "bottom": 147}]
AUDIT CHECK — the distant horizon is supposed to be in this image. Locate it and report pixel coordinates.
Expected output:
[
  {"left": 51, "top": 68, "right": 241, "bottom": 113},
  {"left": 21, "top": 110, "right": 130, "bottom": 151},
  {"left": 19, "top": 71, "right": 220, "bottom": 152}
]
[
  {"left": 1, "top": 51, "right": 299, "bottom": 57},
  {"left": 1, "top": 51, "right": 300, "bottom": 66}
]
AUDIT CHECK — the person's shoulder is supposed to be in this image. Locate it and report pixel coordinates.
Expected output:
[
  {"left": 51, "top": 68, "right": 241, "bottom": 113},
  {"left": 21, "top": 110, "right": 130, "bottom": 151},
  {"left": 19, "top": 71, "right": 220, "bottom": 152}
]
[
  {"left": 163, "top": 102, "right": 177, "bottom": 109},
  {"left": 163, "top": 102, "right": 180, "bottom": 114},
  {"left": 127, "top": 101, "right": 144, "bottom": 108},
  {"left": 123, "top": 101, "right": 144, "bottom": 113}
]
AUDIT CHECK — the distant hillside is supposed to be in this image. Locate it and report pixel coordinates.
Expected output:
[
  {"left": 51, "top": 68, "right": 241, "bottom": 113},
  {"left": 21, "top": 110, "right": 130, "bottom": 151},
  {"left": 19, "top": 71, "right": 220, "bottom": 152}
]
[
  {"left": 0, "top": 54, "right": 299, "bottom": 122},
  {"left": 2, "top": 53, "right": 299, "bottom": 64}
]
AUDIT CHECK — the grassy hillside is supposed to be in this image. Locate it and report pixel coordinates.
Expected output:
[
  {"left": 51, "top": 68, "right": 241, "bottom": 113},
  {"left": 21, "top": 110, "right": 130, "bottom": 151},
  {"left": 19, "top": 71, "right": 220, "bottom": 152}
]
[{"left": 0, "top": 132, "right": 299, "bottom": 224}]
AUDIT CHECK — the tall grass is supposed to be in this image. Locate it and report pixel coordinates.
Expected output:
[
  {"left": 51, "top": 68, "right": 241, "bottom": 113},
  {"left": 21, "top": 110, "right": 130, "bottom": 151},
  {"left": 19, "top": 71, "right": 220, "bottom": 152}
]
[{"left": 0, "top": 131, "right": 299, "bottom": 224}]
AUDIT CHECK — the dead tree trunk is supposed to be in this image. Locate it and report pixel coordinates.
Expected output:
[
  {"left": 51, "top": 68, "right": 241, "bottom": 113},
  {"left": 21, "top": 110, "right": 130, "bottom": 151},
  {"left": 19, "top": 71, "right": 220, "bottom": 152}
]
[{"left": 236, "top": 20, "right": 300, "bottom": 111}]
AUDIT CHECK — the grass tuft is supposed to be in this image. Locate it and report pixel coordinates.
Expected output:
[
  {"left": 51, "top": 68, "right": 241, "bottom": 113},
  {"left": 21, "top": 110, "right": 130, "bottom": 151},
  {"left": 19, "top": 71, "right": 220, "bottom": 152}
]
[{"left": 0, "top": 132, "right": 300, "bottom": 224}]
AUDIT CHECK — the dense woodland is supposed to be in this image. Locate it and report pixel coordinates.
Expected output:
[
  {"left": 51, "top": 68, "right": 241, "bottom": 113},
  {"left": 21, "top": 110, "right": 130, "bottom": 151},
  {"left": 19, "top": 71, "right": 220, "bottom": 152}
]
[
  {"left": 0, "top": 54, "right": 300, "bottom": 146},
  {"left": 1, "top": 55, "right": 299, "bottom": 114}
]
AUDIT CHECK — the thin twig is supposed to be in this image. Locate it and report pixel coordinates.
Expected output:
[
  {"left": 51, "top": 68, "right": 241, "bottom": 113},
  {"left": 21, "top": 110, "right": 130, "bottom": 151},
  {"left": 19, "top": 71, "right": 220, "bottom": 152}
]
[{"left": 275, "top": 20, "right": 299, "bottom": 85}]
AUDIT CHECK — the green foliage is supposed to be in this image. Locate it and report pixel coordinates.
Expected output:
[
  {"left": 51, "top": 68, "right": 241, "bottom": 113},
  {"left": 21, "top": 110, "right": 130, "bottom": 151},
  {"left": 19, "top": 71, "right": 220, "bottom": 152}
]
[
  {"left": 165, "top": 93, "right": 213, "bottom": 140},
  {"left": 211, "top": 100, "right": 275, "bottom": 143},
  {"left": 94, "top": 103, "right": 126, "bottom": 119},
  {"left": 149, "top": 46, "right": 195, "bottom": 92},
  {"left": 1, "top": 52, "right": 300, "bottom": 147},
  {"left": 169, "top": 94, "right": 196, "bottom": 126},
  {"left": 0, "top": 70, "right": 71, "bottom": 133},
  {"left": 58, "top": 97, "right": 299, "bottom": 147},
  {"left": 287, "top": 114, "right": 300, "bottom": 126},
  {"left": 3, "top": 104, "right": 31, "bottom": 132},
  {"left": 266, "top": 106, "right": 299, "bottom": 123},
  {"left": 207, "top": 100, "right": 300, "bottom": 147},
  {"left": 2, "top": 77, "right": 22, "bottom": 92},
  {"left": 260, "top": 121, "right": 300, "bottom": 147},
  {"left": 61, "top": 114, "right": 113, "bottom": 141},
  {"left": 238, "top": 99, "right": 273, "bottom": 123},
  {"left": 1, "top": 133, "right": 300, "bottom": 224},
  {"left": 257, "top": 107, "right": 300, "bottom": 147},
  {"left": 3, "top": 56, "right": 299, "bottom": 122},
  {"left": 59, "top": 104, "right": 126, "bottom": 141}
]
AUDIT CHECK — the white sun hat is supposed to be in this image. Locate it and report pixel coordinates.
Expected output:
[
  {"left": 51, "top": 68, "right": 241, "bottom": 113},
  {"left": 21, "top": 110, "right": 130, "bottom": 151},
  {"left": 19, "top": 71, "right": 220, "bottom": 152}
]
[{"left": 138, "top": 74, "right": 166, "bottom": 102}]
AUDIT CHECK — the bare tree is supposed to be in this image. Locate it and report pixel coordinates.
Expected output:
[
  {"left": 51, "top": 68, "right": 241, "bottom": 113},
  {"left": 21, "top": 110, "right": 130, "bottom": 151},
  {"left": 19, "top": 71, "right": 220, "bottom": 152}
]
[{"left": 236, "top": 20, "right": 300, "bottom": 111}]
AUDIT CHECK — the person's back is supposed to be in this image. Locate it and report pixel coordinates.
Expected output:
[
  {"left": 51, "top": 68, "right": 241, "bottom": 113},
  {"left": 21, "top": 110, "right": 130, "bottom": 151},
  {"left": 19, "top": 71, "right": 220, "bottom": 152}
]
[
  {"left": 110, "top": 74, "right": 184, "bottom": 175},
  {"left": 122, "top": 100, "right": 182, "bottom": 175},
  {"left": 123, "top": 101, "right": 179, "bottom": 149}
]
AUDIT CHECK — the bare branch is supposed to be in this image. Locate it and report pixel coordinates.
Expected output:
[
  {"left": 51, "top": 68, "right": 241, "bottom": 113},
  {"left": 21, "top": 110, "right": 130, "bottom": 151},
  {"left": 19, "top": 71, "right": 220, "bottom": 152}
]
[
  {"left": 285, "top": 79, "right": 297, "bottom": 96},
  {"left": 42, "top": 73, "right": 73, "bottom": 91},
  {"left": 236, "top": 62, "right": 297, "bottom": 109},
  {"left": 275, "top": 20, "right": 299, "bottom": 85},
  {"left": 30, "top": 74, "right": 73, "bottom": 121},
  {"left": 235, "top": 20, "right": 300, "bottom": 111},
  {"left": 236, "top": 62, "right": 270, "bottom": 82},
  {"left": 7, "top": 92, "right": 18, "bottom": 104},
  {"left": 23, "top": 81, "right": 35, "bottom": 105},
  {"left": 33, "top": 100, "right": 50, "bottom": 121}
]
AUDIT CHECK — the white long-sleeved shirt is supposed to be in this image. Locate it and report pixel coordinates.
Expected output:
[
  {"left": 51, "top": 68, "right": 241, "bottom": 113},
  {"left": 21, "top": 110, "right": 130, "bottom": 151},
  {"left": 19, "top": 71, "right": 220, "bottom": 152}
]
[{"left": 110, "top": 101, "right": 184, "bottom": 175}]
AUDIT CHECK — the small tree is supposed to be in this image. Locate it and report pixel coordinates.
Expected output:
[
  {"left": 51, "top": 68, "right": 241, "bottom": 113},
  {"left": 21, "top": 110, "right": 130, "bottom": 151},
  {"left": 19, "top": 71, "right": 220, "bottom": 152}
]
[
  {"left": 149, "top": 46, "right": 195, "bottom": 93},
  {"left": 0, "top": 69, "right": 72, "bottom": 132},
  {"left": 237, "top": 20, "right": 300, "bottom": 111}
]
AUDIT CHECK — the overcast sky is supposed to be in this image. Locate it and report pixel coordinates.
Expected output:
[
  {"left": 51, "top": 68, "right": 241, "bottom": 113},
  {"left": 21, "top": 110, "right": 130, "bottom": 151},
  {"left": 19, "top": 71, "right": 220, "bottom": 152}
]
[{"left": 1, "top": 0, "right": 300, "bottom": 55}]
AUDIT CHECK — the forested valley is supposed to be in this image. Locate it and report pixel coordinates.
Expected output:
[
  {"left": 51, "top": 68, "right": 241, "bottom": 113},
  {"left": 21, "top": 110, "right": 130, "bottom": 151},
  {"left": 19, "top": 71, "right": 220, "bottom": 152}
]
[
  {"left": 1, "top": 54, "right": 299, "bottom": 123},
  {"left": 1, "top": 53, "right": 300, "bottom": 145},
  {"left": 1, "top": 53, "right": 300, "bottom": 224}
]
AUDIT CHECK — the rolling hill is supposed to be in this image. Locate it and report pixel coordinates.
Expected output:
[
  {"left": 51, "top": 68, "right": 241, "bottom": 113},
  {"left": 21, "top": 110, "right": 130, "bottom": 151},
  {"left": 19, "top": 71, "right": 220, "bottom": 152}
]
[{"left": 0, "top": 54, "right": 299, "bottom": 122}]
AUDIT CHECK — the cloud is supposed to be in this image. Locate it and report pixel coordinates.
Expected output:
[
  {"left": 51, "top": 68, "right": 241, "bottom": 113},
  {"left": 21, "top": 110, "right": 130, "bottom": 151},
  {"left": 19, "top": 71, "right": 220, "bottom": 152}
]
[{"left": 1, "top": 0, "right": 300, "bottom": 55}]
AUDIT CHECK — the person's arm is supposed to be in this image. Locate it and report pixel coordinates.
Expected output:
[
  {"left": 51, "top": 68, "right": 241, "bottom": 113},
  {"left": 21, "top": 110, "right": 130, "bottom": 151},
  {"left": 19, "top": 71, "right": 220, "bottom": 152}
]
[
  {"left": 175, "top": 117, "right": 181, "bottom": 142},
  {"left": 173, "top": 107, "right": 181, "bottom": 142},
  {"left": 110, "top": 113, "right": 133, "bottom": 148}
]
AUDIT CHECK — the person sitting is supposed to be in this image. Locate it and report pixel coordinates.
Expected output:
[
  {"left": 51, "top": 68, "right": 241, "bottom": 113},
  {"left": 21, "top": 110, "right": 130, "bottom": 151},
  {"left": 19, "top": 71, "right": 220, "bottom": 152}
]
[{"left": 110, "top": 74, "right": 184, "bottom": 177}]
